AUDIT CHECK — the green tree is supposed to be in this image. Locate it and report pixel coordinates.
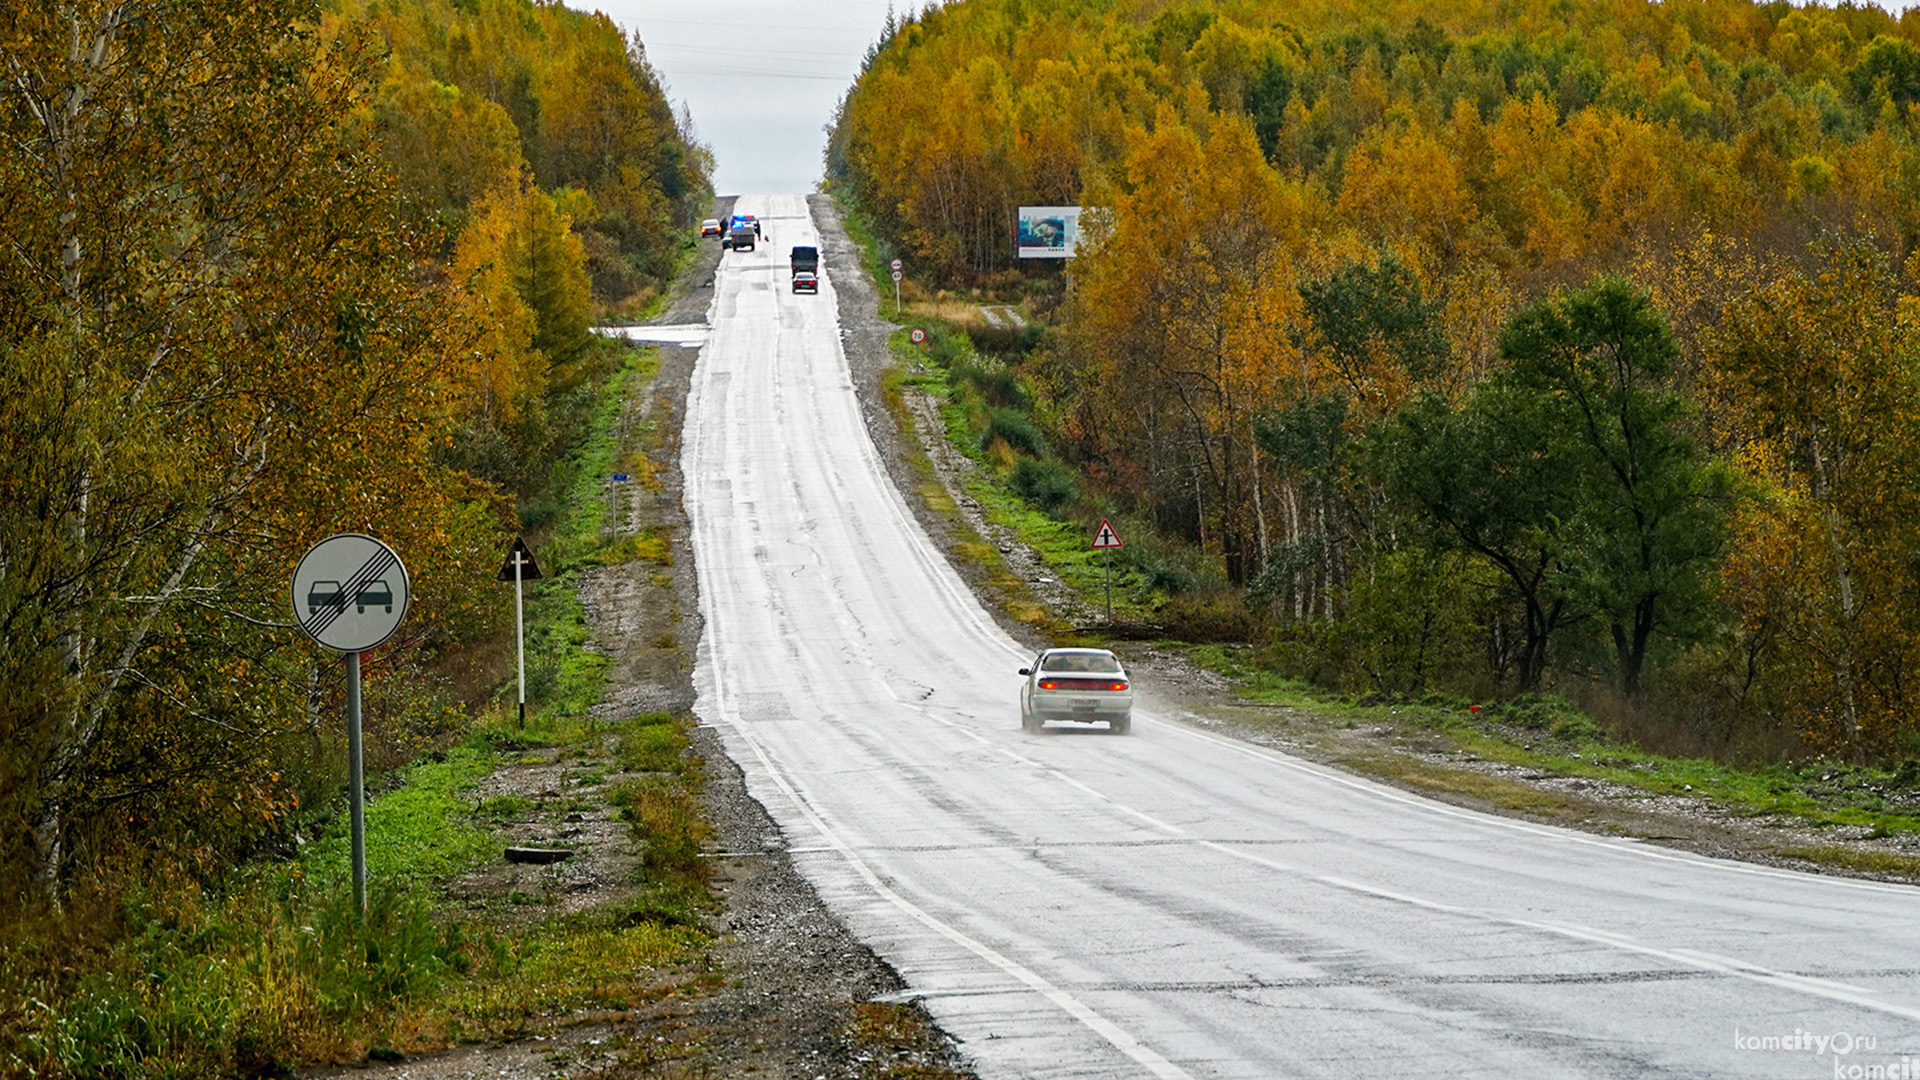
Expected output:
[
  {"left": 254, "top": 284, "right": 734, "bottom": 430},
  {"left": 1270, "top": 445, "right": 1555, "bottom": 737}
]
[
  {"left": 1376, "top": 382, "right": 1577, "bottom": 692},
  {"left": 1500, "top": 279, "right": 1734, "bottom": 696}
]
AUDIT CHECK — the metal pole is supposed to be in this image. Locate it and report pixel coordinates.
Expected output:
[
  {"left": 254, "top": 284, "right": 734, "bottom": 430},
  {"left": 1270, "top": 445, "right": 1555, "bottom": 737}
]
[
  {"left": 346, "top": 650, "right": 366, "bottom": 915},
  {"left": 1105, "top": 548, "right": 1113, "bottom": 626},
  {"left": 894, "top": 278, "right": 900, "bottom": 313},
  {"left": 515, "top": 553, "right": 526, "bottom": 730}
]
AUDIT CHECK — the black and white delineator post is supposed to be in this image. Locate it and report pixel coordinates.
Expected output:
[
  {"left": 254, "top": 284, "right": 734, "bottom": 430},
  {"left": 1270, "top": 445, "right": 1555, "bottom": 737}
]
[
  {"left": 291, "top": 533, "right": 411, "bottom": 914},
  {"left": 498, "top": 537, "right": 544, "bottom": 729},
  {"left": 1091, "top": 519, "right": 1123, "bottom": 625}
]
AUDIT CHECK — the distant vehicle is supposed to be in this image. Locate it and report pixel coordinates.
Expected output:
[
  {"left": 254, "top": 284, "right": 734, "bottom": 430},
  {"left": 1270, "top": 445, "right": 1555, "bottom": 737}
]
[
  {"left": 728, "top": 213, "right": 760, "bottom": 237},
  {"left": 727, "top": 224, "right": 757, "bottom": 251},
  {"left": 792, "top": 270, "right": 818, "bottom": 294},
  {"left": 700, "top": 218, "right": 722, "bottom": 238},
  {"left": 790, "top": 245, "right": 819, "bottom": 277},
  {"left": 1019, "top": 648, "right": 1132, "bottom": 734}
]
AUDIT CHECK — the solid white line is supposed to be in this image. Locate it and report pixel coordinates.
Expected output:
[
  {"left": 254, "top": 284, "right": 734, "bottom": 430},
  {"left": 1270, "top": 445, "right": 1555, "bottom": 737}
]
[
  {"left": 900, "top": 700, "right": 1920, "bottom": 1023},
  {"left": 1159, "top": 716, "right": 1920, "bottom": 895},
  {"left": 688, "top": 238, "right": 1197, "bottom": 1080},
  {"left": 711, "top": 689, "right": 1198, "bottom": 1080}
]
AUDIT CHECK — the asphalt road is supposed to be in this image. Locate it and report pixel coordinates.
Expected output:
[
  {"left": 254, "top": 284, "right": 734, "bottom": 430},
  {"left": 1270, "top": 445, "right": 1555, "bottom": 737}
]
[{"left": 675, "top": 195, "right": 1920, "bottom": 1080}]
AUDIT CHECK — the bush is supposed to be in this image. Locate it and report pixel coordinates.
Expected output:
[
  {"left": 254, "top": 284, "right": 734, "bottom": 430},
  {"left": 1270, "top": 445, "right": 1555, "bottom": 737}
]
[
  {"left": 1136, "top": 556, "right": 1197, "bottom": 596},
  {"left": 1493, "top": 695, "right": 1602, "bottom": 741},
  {"left": 1331, "top": 548, "right": 1484, "bottom": 697},
  {"left": 952, "top": 357, "right": 1030, "bottom": 409},
  {"left": 924, "top": 326, "right": 965, "bottom": 368},
  {"left": 969, "top": 322, "right": 1044, "bottom": 359},
  {"left": 980, "top": 407, "right": 1048, "bottom": 458},
  {"left": 1010, "top": 457, "right": 1076, "bottom": 514},
  {"left": 1161, "top": 591, "right": 1257, "bottom": 642}
]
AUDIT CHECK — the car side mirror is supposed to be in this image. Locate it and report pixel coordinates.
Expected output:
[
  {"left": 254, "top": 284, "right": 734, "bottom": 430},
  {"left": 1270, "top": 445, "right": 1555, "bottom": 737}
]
[{"left": 1018, "top": 668, "right": 1030, "bottom": 676}]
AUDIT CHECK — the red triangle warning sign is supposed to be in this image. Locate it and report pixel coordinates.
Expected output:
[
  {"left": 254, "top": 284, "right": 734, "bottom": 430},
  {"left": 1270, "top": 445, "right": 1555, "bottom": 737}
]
[{"left": 1091, "top": 519, "right": 1122, "bottom": 550}]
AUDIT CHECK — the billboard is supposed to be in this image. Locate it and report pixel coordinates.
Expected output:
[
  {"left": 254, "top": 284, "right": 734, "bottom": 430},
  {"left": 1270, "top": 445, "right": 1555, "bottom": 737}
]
[{"left": 1017, "top": 206, "right": 1081, "bottom": 259}]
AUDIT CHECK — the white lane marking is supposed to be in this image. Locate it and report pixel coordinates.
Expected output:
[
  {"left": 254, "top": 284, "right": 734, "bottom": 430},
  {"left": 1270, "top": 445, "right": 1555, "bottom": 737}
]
[
  {"left": 1160, "top": 717, "right": 1920, "bottom": 895},
  {"left": 897, "top": 700, "right": 1920, "bottom": 1022},
  {"left": 1315, "top": 875, "right": 1920, "bottom": 1022},
  {"left": 595, "top": 323, "right": 709, "bottom": 346},
  {"left": 701, "top": 655, "right": 1198, "bottom": 1080},
  {"left": 688, "top": 222, "right": 1197, "bottom": 1079}
]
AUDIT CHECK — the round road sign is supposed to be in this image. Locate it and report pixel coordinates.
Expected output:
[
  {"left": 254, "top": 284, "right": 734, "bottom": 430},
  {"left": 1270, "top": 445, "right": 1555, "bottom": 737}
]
[
  {"left": 910, "top": 328, "right": 927, "bottom": 344},
  {"left": 890, "top": 258, "right": 903, "bottom": 272},
  {"left": 291, "top": 533, "right": 411, "bottom": 653},
  {"left": 891, "top": 269, "right": 903, "bottom": 282}
]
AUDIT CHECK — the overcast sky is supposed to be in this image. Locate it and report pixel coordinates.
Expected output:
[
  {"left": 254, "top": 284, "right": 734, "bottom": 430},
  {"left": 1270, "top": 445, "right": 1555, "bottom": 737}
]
[{"left": 592, "top": 0, "right": 900, "bottom": 197}]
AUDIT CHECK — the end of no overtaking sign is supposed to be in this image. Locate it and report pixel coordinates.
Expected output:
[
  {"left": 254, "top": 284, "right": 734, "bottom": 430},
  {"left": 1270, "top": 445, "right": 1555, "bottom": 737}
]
[{"left": 290, "top": 533, "right": 411, "bottom": 653}]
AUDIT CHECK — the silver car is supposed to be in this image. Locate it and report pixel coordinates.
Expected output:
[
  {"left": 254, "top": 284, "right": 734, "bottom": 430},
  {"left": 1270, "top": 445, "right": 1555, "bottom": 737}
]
[{"left": 1019, "top": 648, "right": 1132, "bottom": 734}]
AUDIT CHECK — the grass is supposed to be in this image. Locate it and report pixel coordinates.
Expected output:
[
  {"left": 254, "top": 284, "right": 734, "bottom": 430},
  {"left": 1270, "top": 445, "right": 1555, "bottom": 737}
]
[
  {"left": 880, "top": 352, "right": 1067, "bottom": 635},
  {"left": 1775, "top": 845, "right": 1920, "bottom": 877},
  {"left": 1162, "top": 641, "right": 1920, "bottom": 853},
  {"left": 1340, "top": 750, "right": 1584, "bottom": 817},
  {"left": 893, "top": 322, "right": 1156, "bottom": 628},
  {"left": 300, "top": 747, "right": 502, "bottom": 892}
]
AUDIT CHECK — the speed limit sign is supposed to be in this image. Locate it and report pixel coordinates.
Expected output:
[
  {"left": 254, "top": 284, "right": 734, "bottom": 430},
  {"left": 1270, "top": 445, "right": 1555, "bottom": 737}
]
[{"left": 910, "top": 327, "right": 927, "bottom": 344}]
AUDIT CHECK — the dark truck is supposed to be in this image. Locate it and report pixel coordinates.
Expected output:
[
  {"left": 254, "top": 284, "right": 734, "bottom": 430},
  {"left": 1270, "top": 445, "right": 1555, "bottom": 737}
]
[
  {"left": 789, "top": 245, "right": 818, "bottom": 277},
  {"left": 726, "top": 223, "right": 756, "bottom": 251}
]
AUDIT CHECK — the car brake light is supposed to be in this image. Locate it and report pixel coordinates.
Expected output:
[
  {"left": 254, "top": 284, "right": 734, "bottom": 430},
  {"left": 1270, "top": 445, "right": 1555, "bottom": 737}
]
[{"left": 1037, "top": 678, "right": 1128, "bottom": 691}]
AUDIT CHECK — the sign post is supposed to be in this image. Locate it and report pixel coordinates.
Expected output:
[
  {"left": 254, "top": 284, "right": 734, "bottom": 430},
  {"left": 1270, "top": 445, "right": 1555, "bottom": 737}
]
[
  {"left": 291, "top": 533, "right": 411, "bottom": 914},
  {"left": 608, "top": 473, "right": 631, "bottom": 540},
  {"left": 1090, "top": 519, "right": 1123, "bottom": 625},
  {"left": 890, "top": 258, "right": 903, "bottom": 313},
  {"left": 497, "top": 537, "right": 545, "bottom": 730}
]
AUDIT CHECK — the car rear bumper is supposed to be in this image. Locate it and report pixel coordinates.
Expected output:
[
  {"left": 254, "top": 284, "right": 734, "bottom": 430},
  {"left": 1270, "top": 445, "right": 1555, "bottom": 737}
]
[{"left": 1029, "top": 695, "right": 1131, "bottom": 722}]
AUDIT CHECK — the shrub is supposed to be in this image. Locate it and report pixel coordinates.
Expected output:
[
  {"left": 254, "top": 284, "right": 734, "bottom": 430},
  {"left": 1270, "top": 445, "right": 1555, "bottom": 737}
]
[
  {"left": 1493, "top": 695, "right": 1601, "bottom": 741},
  {"left": 1161, "top": 591, "right": 1257, "bottom": 642},
  {"left": 613, "top": 777, "right": 709, "bottom": 882},
  {"left": 980, "top": 407, "right": 1048, "bottom": 458},
  {"left": 953, "top": 357, "right": 1030, "bottom": 409},
  {"left": 1137, "top": 556, "right": 1197, "bottom": 596},
  {"left": 1010, "top": 457, "right": 1076, "bottom": 514}
]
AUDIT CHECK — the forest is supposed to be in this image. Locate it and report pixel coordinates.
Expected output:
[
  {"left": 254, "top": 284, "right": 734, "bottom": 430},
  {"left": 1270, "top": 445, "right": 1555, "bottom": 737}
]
[
  {"left": 0, "top": 0, "right": 705, "bottom": 923},
  {"left": 830, "top": 0, "right": 1920, "bottom": 761}
]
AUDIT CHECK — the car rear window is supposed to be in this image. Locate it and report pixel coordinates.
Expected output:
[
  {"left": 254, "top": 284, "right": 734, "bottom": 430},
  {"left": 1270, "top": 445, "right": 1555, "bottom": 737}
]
[{"left": 1041, "top": 652, "right": 1121, "bottom": 673}]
